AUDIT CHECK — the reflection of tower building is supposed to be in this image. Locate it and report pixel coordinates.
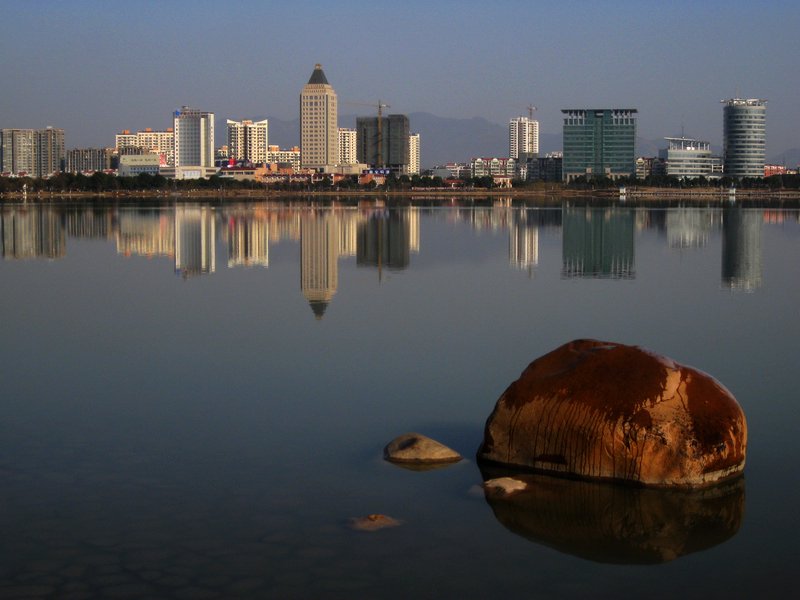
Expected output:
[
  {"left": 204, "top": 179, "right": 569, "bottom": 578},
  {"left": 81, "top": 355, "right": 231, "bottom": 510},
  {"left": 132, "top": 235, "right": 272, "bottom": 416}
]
[
  {"left": 510, "top": 210, "right": 539, "bottom": 271},
  {"left": 117, "top": 209, "right": 175, "bottom": 258},
  {"left": 227, "top": 213, "right": 269, "bottom": 268},
  {"left": 722, "top": 208, "right": 762, "bottom": 291},
  {"left": 407, "top": 207, "right": 420, "bottom": 253},
  {"left": 175, "top": 205, "right": 216, "bottom": 277},
  {"left": 357, "top": 210, "right": 412, "bottom": 272},
  {"left": 0, "top": 206, "right": 65, "bottom": 259},
  {"left": 666, "top": 208, "right": 712, "bottom": 248},
  {"left": 301, "top": 212, "right": 339, "bottom": 319},
  {"left": 562, "top": 207, "right": 635, "bottom": 278},
  {"left": 65, "top": 207, "right": 114, "bottom": 240}
]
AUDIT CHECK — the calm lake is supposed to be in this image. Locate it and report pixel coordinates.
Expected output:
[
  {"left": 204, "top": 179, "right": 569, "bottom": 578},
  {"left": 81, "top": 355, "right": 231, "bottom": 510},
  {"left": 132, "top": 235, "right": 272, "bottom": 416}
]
[{"left": 1, "top": 199, "right": 798, "bottom": 599}]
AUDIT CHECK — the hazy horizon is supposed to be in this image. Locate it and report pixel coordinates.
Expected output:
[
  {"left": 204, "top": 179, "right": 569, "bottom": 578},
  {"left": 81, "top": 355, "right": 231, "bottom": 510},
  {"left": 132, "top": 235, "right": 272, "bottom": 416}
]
[{"left": 2, "top": 0, "right": 798, "bottom": 157}]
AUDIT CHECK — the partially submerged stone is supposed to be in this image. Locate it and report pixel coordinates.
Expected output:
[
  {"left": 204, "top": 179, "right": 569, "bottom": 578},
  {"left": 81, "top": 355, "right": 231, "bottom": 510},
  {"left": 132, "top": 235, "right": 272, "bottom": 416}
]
[
  {"left": 384, "top": 433, "right": 462, "bottom": 465},
  {"left": 348, "top": 514, "right": 402, "bottom": 532},
  {"left": 484, "top": 477, "right": 528, "bottom": 498},
  {"left": 477, "top": 340, "right": 747, "bottom": 487}
]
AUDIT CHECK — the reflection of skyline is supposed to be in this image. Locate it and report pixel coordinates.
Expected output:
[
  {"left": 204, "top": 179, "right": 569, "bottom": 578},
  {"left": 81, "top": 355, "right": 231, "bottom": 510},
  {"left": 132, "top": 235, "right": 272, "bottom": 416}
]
[
  {"left": 1, "top": 205, "right": 65, "bottom": 260},
  {"left": 722, "top": 207, "right": 762, "bottom": 291},
  {"left": 226, "top": 211, "right": 269, "bottom": 268},
  {"left": 666, "top": 208, "right": 714, "bottom": 249},
  {"left": 562, "top": 207, "right": 635, "bottom": 279},
  {"left": 357, "top": 209, "right": 418, "bottom": 273},
  {"left": 301, "top": 212, "right": 340, "bottom": 319},
  {"left": 0, "top": 203, "right": 791, "bottom": 307},
  {"left": 175, "top": 205, "right": 216, "bottom": 278}
]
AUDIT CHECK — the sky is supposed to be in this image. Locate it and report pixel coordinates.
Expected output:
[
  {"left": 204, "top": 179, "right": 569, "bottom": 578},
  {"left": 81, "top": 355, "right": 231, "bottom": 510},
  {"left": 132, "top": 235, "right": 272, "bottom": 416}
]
[{"left": 1, "top": 0, "right": 799, "bottom": 157}]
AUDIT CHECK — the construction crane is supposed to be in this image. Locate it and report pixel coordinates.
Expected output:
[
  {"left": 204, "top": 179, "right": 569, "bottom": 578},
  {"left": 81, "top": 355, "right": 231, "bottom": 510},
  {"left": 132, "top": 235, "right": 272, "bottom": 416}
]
[
  {"left": 343, "top": 100, "right": 391, "bottom": 168},
  {"left": 527, "top": 104, "right": 537, "bottom": 120}
]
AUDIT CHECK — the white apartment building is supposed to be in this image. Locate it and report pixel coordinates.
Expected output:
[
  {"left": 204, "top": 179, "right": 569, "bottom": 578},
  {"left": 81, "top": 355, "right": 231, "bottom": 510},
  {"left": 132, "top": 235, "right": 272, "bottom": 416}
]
[
  {"left": 408, "top": 133, "right": 420, "bottom": 175},
  {"left": 300, "top": 64, "right": 338, "bottom": 169},
  {"left": 227, "top": 119, "right": 268, "bottom": 163},
  {"left": 170, "top": 106, "right": 216, "bottom": 179},
  {"left": 338, "top": 128, "right": 357, "bottom": 164},
  {"left": 509, "top": 116, "right": 539, "bottom": 159},
  {"left": 115, "top": 128, "right": 174, "bottom": 165}
]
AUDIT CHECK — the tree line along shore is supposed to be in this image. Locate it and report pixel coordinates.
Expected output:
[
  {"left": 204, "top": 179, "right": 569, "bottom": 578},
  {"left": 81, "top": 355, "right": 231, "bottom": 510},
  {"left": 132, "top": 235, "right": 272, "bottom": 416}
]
[{"left": 1, "top": 171, "right": 799, "bottom": 201}]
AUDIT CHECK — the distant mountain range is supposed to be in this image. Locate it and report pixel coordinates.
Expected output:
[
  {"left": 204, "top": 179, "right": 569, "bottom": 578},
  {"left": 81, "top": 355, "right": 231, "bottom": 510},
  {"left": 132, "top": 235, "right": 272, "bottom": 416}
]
[{"left": 245, "top": 113, "right": 798, "bottom": 169}]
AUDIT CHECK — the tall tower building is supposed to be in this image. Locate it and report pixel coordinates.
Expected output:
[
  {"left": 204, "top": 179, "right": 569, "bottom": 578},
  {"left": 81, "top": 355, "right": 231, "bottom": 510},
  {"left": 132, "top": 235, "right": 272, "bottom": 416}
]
[
  {"left": 1, "top": 129, "right": 36, "bottom": 175},
  {"left": 722, "top": 98, "right": 766, "bottom": 179},
  {"left": 356, "top": 114, "right": 410, "bottom": 173},
  {"left": 172, "top": 107, "right": 215, "bottom": 178},
  {"left": 227, "top": 119, "right": 269, "bottom": 163},
  {"left": 300, "top": 64, "right": 338, "bottom": 169},
  {"left": 509, "top": 117, "right": 539, "bottom": 159},
  {"left": 408, "top": 133, "right": 420, "bottom": 175},
  {"left": 338, "top": 128, "right": 357, "bottom": 164},
  {"left": 561, "top": 109, "right": 637, "bottom": 181},
  {"left": 35, "top": 127, "right": 65, "bottom": 177}
]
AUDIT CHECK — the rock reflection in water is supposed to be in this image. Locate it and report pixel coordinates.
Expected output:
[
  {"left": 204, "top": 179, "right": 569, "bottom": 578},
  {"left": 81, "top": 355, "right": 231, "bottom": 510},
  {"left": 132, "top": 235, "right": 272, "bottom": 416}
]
[{"left": 480, "top": 466, "right": 745, "bottom": 564}]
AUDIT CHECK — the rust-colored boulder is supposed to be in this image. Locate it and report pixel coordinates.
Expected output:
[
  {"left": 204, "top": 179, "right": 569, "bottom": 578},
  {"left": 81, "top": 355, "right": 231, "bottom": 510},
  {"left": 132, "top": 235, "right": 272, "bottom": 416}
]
[{"left": 477, "top": 340, "right": 747, "bottom": 487}]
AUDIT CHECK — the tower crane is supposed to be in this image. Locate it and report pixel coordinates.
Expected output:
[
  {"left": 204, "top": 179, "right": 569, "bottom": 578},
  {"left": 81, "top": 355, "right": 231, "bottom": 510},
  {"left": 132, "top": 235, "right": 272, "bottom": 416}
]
[{"left": 527, "top": 104, "right": 537, "bottom": 120}]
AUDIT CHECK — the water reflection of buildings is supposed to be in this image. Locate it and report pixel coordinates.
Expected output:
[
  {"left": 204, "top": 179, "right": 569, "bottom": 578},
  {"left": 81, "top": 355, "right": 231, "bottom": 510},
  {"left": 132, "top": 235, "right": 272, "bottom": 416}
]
[
  {"left": 562, "top": 207, "right": 635, "bottom": 279},
  {"left": 357, "top": 208, "right": 419, "bottom": 273},
  {"left": 116, "top": 209, "right": 175, "bottom": 259},
  {"left": 175, "top": 205, "right": 216, "bottom": 278},
  {"left": 666, "top": 208, "right": 714, "bottom": 249},
  {"left": 722, "top": 207, "right": 762, "bottom": 291},
  {"left": 1, "top": 205, "right": 65, "bottom": 260},
  {"left": 226, "top": 211, "right": 269, "bottom": 268},
  {"left": 301, "top": 211, "right": 341, "bottom": 319}
]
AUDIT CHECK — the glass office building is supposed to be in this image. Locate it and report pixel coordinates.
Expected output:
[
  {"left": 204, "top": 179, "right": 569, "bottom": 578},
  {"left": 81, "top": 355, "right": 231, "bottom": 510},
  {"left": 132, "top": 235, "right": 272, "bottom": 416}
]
[
  {"left": 561, "top": 109, "right": 637, "bottom": 181},
  {"left": 722, "top": 98, "right": 766, "bottom": 179}
]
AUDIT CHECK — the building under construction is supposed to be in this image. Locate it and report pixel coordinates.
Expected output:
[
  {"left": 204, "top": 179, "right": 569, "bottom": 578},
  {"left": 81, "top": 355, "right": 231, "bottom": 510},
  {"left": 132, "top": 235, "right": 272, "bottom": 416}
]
[{"left": 356, "top": 114, "right": 410, "bottom": 175}]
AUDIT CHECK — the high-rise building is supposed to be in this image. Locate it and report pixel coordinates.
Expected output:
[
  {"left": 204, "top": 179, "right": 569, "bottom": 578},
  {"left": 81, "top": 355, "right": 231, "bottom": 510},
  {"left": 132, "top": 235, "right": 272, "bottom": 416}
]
[
  {"left": 172, "top": 106, "right": 216, "bottom": 179},
  {"left": 408, "top": 133, "right": 420, "bottom": 175},
  {"left": 227, "top": 119, "right": 268, "bottom": 164},
  {"left": 356, "top": 114, "right": 410, "bottom": 173},
  {"left": 561, "top": 109, "right": 637, "bottom": 181},
  {"left": 0, "top": 127, "right": 64, "bottom": 177},
  {"left": 35, "top": 127, "right": 65, "bottom": 178},
  {"left": 66, "top": 148, "right": 113, "bottom": 173},
  {"left": 1, "top": 129, "right": 36, "bottom": 175},
  {"left": 300, "top": 64, "right": 338, "bottom": 169},
  {"left": 509, "top": 117, "right": 539, "bottom": 159},
  {"left": 338, "top": 128, "right": 357, "bottom": 164},
  {"left": 722, "top": 98, "right": 766, "bottom": 179},
  {"left": 115, "top": 128, "right": 174, "bottom": 165}
]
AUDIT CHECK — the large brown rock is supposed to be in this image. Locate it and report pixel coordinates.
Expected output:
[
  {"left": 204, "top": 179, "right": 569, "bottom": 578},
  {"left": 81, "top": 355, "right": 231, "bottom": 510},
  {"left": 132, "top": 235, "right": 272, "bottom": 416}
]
[{"left": 477, "top": 340, "right": 747, "bottom": 487}]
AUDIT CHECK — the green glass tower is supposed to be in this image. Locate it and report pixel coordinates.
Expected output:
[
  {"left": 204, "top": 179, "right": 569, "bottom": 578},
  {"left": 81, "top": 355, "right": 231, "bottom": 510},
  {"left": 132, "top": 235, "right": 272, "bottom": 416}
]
[{"left": 561, "top": 109, "right": 637, "bottom": 181}]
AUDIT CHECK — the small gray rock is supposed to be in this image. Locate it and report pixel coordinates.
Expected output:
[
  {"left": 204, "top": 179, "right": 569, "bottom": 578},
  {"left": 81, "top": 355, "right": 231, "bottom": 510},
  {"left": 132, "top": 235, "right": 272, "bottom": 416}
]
[{"left": 383, "top": 433, "right": 462, "bottom": 464}]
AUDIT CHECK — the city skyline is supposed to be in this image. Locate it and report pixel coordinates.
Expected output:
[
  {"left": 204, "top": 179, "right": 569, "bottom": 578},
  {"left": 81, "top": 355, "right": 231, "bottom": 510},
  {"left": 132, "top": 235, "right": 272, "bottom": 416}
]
[{"left": 1, "top": 0, "right": 798, "bottom": 160}]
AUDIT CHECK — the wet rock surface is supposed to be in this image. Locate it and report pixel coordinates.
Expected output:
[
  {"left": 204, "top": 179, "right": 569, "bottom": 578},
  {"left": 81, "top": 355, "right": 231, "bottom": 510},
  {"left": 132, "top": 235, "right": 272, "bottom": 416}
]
[
  {"left": 478, "top": 339, "right": 747, "bottom": 487},
  {"left": 384, "top": 433, "right": 462, "bottom": 465}
]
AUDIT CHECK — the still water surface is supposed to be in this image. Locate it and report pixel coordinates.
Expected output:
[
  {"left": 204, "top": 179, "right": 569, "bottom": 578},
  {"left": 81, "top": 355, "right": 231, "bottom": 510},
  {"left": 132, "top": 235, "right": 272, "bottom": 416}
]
[{"left": 0, "top": 200, "right": 798, "bottom": 598}]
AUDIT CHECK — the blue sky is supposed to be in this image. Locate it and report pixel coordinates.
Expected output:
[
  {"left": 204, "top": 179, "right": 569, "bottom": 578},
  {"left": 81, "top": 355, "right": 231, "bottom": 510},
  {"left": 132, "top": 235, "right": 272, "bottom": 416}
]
[{"left": 2, "top": 0, "right": 798, "bottom": 156}]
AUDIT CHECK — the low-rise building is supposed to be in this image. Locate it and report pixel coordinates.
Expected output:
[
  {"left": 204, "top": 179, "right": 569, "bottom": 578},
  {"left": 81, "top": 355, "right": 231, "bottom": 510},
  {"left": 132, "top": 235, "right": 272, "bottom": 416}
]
[
  {"left": 659, "top": 137, "right": 720, "bottom": 179},
  {"left": 470, "top": 157, "right": 516, "bottom": 178},
  {"left": 119, "top": 154, "right": 162, "bottom": 177}
]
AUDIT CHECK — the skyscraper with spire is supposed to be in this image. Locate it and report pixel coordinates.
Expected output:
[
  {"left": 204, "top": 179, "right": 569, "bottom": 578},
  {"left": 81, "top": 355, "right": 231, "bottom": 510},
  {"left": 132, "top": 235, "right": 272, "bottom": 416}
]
[{"left": 300, "top": 64, "right": 338, "bottom": 169}]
